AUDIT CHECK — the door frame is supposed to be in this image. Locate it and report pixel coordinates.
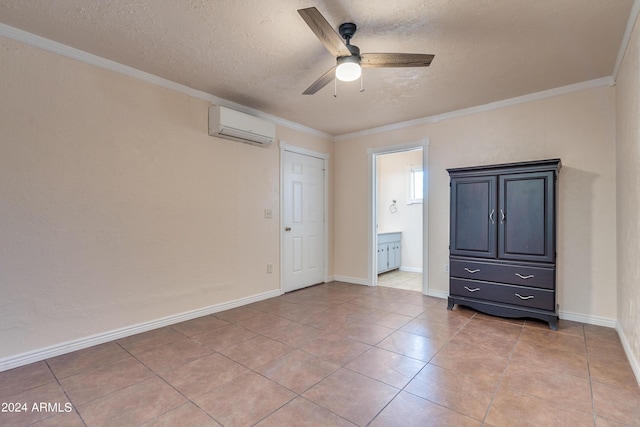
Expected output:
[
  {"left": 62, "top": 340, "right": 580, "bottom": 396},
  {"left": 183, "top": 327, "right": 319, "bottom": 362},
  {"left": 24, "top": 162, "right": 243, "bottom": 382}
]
[
  {"left": 368, "top": 139, "right": 429, "bottom": 293},
  {"left": 279, "top": 141, "right": 329, "bottom": 292}
]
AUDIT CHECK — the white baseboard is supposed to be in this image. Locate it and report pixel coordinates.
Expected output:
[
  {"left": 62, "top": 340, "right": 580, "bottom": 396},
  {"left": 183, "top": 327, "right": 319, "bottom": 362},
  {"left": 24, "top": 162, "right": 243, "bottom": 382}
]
[
  {"left": 425, "top": 289, "right": 449, "bottom": 299},
  {"left": 558, "top": 310, "right": 617, "bottom": 328},
  {"left": 0, "top": 289, "right": 283, "bottom": 373},
  {"left": 616, "top": 324, "right": 640, "bottom": 388},
  {"left": 333, "top": 275, "right": 371, "bottom": 286},
  {"left": 399, "top": 267, "right": 423, "bottom": 273}
]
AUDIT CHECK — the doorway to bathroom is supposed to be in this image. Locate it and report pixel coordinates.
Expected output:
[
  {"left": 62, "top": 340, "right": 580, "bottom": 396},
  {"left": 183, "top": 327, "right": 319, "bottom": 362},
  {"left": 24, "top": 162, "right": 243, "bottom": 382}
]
[{"left": 368, "top": 141, "right": 429, "bottom": 293}]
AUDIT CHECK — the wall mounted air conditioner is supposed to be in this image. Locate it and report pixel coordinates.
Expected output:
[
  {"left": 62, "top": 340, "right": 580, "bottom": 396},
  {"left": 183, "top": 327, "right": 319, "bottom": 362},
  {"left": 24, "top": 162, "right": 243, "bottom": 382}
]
[{"left": 208, "top": 105, "right": 276, "bottom": 146}]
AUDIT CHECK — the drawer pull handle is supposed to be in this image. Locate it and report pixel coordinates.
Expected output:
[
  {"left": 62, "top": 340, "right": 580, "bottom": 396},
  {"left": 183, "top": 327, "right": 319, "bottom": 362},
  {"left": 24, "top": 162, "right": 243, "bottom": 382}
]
[
  {"left": 464, "top": 286, "right": 480, "bottom": 292},
  {"left": 515, "top": 293, "right": 534, "bottom": 300},
  {"left": 464, "top": 268, "right": 480, "bottom": 274},
  {"left": 515, "top": 273, "right": 534, "bottom": 279}
]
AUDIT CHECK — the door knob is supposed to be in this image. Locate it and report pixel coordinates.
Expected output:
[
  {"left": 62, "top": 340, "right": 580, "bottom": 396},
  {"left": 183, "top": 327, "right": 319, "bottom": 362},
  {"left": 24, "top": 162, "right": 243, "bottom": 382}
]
[{"left": 285, "top": 227, "right": 292, "bottom": 231}]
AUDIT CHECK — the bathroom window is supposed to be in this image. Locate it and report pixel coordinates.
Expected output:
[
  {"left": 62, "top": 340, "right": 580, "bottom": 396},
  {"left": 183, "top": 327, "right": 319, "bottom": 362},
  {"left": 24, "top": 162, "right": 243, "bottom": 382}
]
[{"left": 408, "top": 167, "right": 423, "bottom": 204}]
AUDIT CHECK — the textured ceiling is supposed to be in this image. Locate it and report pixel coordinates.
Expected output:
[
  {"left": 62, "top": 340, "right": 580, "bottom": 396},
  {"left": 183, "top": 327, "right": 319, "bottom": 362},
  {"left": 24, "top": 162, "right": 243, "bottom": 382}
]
[{"left": 0, "top": 0, "right": 635, "bottom": 136}]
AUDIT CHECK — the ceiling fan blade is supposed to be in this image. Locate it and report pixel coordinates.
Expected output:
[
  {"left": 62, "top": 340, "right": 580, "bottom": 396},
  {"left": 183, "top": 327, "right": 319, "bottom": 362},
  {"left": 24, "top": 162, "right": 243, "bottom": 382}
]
[
  {"left": 361, "top": 53, "right": 435, "bottom": 68},
  {"left": 303, "top": 67, "right": 336, "bottom": 95},
  {"left": 298, "top": 7, "right": 351, "bottom": 58}
]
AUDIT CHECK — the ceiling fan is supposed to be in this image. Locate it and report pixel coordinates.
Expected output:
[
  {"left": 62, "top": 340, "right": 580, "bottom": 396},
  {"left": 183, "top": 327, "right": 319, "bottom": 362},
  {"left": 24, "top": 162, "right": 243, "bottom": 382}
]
[{"left": 298, "top": 7, "right": 435, "bottom": 95}]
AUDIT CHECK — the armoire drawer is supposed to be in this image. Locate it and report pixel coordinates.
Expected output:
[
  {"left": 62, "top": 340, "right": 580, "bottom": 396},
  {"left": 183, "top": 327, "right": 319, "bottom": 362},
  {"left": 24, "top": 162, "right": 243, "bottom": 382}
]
[
  {"left": 450, "top": 260, "right": 555, "bottom": 290},
  {"left": 450, "top": 278, "right": 555, "bottom": 311}
]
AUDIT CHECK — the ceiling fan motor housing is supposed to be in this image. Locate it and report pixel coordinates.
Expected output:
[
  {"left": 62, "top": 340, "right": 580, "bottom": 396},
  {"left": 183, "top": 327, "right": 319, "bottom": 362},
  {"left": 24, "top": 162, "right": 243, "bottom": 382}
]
[{"left": 339, "top": 22, "right": 357, "bottom": 43}]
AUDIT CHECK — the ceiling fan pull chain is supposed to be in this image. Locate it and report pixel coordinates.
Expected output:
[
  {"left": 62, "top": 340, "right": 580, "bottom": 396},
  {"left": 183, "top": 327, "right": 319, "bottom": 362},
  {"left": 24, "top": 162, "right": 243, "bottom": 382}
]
[
  {"left": 360, "top": 72, "right": 364, "bottom": 92},
  {"left": 334, "top": 75, "right": 338, "bottom": 98}
]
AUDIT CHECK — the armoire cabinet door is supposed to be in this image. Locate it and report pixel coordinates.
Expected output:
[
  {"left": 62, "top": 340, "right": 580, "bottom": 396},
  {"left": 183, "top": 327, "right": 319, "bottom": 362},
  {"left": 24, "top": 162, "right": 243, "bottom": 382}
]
[
  {"left": 498, "top": 171, "right": 555, "bottom": 262},
  {"left": 450, "top": 176, "right": 497, "bottom": 258}
]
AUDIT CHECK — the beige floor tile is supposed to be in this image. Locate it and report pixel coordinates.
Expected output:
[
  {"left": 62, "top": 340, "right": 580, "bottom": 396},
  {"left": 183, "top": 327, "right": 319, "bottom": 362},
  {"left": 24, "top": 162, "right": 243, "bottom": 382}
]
[
  {"left": 193, "top": 372, "right": 295, "bottom": 427},
  {"left": 370, "top": 390, "right": 481, "bottom": 427},
  {"left": 31, "top": 411, "right": 85, "bottom": 426},
  {"left": 170, "top": 315, "right": 229, "bottom": 337},
  {"left": 485, "top": 387, "right": 595, "bottom": 427},
  {"left": 236, "top": 312, "right": 295, "bottom": 334},
  {"left": 300, "top": 333, "right": 371, "bottom": 366},
  {"left": 596, "top": 415, "right": 634, "bottom": 427},
  {"left": 213, "top": 306, "right": 263, "bottom": 323},
  {"left": 218, "top": 335, "right": 294, "bottom": 369},
  {"left": 77, "top": 377, "right": 185, "bottom": 427},
  {"left": 261, "top": 322, "right": 329, "bottom": 348},
  {"left": 589, "top": 354, "right": 640, "bottom": 390},
  {"left": 587, "top": 334, "right": 630, "bottom": 362},
  {"left": 346, "top": 347, "right": 425, "bottom": 388},
  {"left": 417, "top": 306, "right": 473, "bottom": 329},
  {"left": 255, "top": 350, "right": 339, "bottom": 393},
  {"left": 380, "top": 301, "right": 427, "bottom": 317},
  {"left": 140, "top": 402, "right": 221, "bottom": 427},
  {"left": 0, "top": 361, "right": 55, "bottom": 400},
  {"left": 376, "top": 330, "right": 446, "bottom": 362},
  {"left": 271, "top": 302, "right": 327, "bottom": 322},
  {"left": 47, "top": 342, "right": 130, "bottom": 379},
  {"left": 348, "top": 309, "right": 414, "bottom": 329},
  {"left": 158, "top": 353, "right": 248, "bottom": 399},
  {"left": 501, "top": 357, "right": 593, "bottom": 413},
  {"left": 116, "top": 326, "right": 185, "bottom": 355},
  {"left": 404, "top": 363, "right": 497, "bottom": 421},
  {"left": 430, "top": 341, "right": 510, "bottom": 383},
  {"left": 592, "top": 380, "right": 640, "bottom": 426},
  {"left": 327, "top": 320, "right": 395, "bottom": 345},
  {"left": 449, "top": 325, "right": 519, "bottom": 355},
  {"left": 510, "top": 340, "right": 590, "bottom": 379},
  {"left": 3, "top": 282, "right": 639, "bottom": 427},
  {"left": 518, "top": 327, "right": 587, "bottom": 354},
  {"left": 303, "top": 368, "right": 399, "bottom": 426},
  {"left": 135, "top": 338, "right": 213, "bottom": 374},
  {"left": 298, "top": 310, "right": 350, "bottom": 328},
  {"left": 255, "top": 397, "right": 356, "bottom": 426},
  {"left": 524, "top": 318, "right": 585, "bottom": 337},
  {"left": 191, "top": 323, "right": 257, "bottom": 351},
  {"left": 462, "top": 316, "right": 523, "bottom": 341},
  {"left": 247, "top": 298, "right": 297, "bottom": 313},
  {"left": 60, "top": 356, "right": 153, "bottom": 405},
  {"left": 400, "top": 316, "right": 465, "bottom": 342}
]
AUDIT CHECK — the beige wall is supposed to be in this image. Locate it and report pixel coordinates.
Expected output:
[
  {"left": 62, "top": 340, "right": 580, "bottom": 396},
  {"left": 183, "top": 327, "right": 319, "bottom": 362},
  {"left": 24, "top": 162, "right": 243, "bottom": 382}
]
[
  {"left": 335, "top": 85, "right": 618, "bottom": 322},
  {"left": 0, "top": 36, "right": 333, "bottom": 362},
  {"left": 615, "top": 11, "right": 640, "bottom": 378}
]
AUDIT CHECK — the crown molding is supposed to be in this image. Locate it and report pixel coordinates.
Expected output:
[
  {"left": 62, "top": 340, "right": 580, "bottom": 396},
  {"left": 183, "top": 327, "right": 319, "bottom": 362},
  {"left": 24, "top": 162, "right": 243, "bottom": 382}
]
[
  {"left": 613, "top": 0, "right": 640, "bottom": 80},
  {"left": 0, "top": 23, "right": 332, "bottom": 141},
  {"left": 0, "top": 18, "right": 627, "bottom": 143},
  {"left": 334, "top": 76, "right": 615, "bottom": 141}
]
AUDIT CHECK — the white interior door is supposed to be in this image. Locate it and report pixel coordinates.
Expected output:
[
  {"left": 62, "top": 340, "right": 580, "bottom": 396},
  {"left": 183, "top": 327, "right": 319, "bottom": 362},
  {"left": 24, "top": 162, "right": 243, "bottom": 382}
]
[{"left": 283, "top": 150, "right": 325, "bottom": 292}]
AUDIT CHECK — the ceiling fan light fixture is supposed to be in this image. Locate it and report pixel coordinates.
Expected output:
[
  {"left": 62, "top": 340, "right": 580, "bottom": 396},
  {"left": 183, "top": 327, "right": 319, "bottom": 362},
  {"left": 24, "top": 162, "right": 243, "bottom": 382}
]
[{"left": 336, "top": 55, "right": 361, "bottom": 82}]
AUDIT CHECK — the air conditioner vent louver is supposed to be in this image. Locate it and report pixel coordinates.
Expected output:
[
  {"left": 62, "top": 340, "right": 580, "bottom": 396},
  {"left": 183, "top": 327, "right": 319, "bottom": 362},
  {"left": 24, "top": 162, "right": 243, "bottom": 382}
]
[{"left": 208, "top": 105, "right": 276, "bottom": 146}]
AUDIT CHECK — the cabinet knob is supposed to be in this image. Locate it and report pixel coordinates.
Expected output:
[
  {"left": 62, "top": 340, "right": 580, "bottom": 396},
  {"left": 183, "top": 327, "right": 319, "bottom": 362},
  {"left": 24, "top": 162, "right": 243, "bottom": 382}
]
[{"left": 284, "top": 227, "right": 291, "bottom": 231}]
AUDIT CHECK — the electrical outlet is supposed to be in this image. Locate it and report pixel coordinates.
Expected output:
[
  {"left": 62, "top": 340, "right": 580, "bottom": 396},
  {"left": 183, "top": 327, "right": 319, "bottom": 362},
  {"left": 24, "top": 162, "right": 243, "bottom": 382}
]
[
  {"left": 444, "top": 264, "right": 449, "bottom": 273},
  {"left": 264, "top": 209, "right": 272, "bottom": 219},
  {"left": 267, "top": 263, "right": 273, "bottom": 273}
]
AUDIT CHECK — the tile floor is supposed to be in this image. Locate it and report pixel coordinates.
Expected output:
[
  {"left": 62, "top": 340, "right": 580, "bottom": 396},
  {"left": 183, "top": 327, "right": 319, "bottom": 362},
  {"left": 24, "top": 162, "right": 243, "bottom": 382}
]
[
  {"left": 1, "top": 282, "right": 639, "bottom": 426},
  {"left": 377, "top": 270, "right": 422, "bottom": 292}
]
